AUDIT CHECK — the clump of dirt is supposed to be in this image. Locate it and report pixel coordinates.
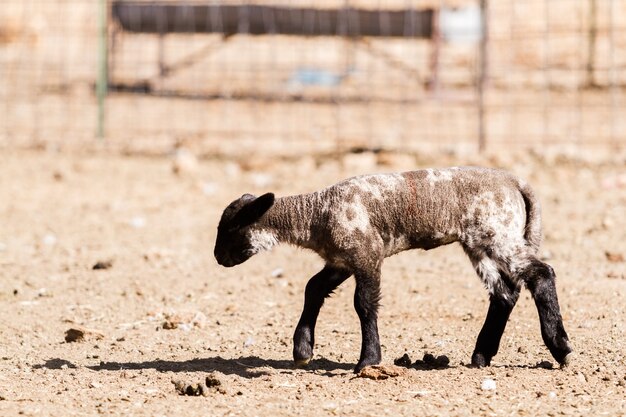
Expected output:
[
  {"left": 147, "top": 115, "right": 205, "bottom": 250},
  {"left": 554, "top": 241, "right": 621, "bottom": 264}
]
[
  {"left": 64, "top": 326, "right": 105, "bottom": 343},
  {"left": 356, "top": 365, "right": 407, "bottom": 380},
  {"left": 171, "top": 373, "right": 227, "bottom": 396}
]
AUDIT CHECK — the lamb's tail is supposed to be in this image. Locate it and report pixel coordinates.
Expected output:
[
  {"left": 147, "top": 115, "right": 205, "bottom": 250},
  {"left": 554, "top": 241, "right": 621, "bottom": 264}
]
[{"left": 518, "top": 180, "right": 542, "bottom": 253}]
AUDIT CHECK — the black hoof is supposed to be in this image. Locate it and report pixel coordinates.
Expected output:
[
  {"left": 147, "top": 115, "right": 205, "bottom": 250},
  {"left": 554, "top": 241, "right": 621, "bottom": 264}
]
[
  {"left": 471, "top": 352, "right": 491, "bottom": 368},
  {"left": 293, "top": 357, "right": 312, "bottom": 368},
  {"left": 293, "top": 329, "right": 314, "bottom": 367},
  {"left": 550, "top": 340, "right": 573, "bottom": 367}
]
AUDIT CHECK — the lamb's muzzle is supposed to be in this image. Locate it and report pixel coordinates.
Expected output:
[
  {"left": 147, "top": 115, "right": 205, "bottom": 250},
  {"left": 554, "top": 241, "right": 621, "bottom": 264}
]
[{"left": 214, "top": 166, "right": 572, "bottom": 372}]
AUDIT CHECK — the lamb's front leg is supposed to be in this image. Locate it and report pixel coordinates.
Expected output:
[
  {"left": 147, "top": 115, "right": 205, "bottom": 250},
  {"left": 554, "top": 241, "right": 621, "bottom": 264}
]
[
  {"left": 353, "top": 267, "right": 382, "bottom": 373},
  {"left": 293, "top": 265, "right": 351, "bottom": 367}
]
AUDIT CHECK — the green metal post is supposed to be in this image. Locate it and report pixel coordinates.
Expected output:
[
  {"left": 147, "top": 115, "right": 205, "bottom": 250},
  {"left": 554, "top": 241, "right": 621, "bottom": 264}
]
[
  {"left": 96, "top": 0, "right": 108, "bottom": 139},
  {"left": 477, "top": 0, "right": 488, "bottom": 153}
]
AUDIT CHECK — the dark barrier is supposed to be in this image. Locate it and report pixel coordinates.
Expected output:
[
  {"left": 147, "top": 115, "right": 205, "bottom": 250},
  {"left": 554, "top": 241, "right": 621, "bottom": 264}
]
[{"left": 112, "top": 2, "right": 434, "bottom": 38}]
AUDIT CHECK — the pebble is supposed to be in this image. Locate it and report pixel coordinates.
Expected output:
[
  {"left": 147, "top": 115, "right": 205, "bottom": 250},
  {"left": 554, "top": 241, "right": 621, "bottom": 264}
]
[
  {"left": 171, "top": 148, "right": 199, "bottom": 176},
  {"left": 65, "top": 326, "right": 105, "bottom": 343},
  {"left": 129, "top": 217, "right": 146, "bottom": 229},
  {"left": 171, "top": 373, "right": 225, "bottom": 396},
  {"left": 481, "top": 378, "right": 496, "bottom": 391},
  {"left": 271, "top": 268, "right": 284, "bottom": 278},
  {"left": 92, "top": 260, "right": 113, "bottom": 270},
  {"left": 605, "top": 251, "right": 624, "bottom": 263},
  {"left": 42, "top": 234, "right": 57, "bottom": 246}
]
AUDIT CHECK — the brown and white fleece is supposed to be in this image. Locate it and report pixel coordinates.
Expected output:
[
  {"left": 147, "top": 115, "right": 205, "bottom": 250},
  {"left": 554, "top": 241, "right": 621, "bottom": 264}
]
[{"left": 214, "top": 167, "right": 572, "bottom": 373}]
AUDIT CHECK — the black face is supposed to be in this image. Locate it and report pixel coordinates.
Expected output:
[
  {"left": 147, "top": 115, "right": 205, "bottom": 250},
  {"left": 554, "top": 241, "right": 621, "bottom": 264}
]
[{"left": 214, "top": 193, "right": 275, "bottom": 267}]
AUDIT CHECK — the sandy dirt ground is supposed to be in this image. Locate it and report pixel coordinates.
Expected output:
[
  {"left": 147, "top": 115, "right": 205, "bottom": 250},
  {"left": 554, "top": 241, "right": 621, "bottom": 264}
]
[{"left": 0, "top": 148, "right": 625, "bottom": 416}]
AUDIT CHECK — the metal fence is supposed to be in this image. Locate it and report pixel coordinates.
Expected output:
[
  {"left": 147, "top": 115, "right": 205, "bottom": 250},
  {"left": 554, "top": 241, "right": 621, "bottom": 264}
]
[{"left": 1, "top": 0, "right": 625, "bottom": 156}]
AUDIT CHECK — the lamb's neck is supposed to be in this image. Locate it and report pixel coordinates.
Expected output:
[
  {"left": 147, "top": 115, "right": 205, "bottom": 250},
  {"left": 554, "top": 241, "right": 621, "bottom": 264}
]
[{"left": 259, "top": 193, "right": 317, "bottom": 248}]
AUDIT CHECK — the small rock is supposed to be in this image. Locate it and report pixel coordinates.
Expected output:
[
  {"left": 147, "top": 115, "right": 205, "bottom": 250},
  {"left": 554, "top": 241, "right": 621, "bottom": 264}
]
[
  {"left": 517, "top": 346, "right": 528, "bottom": 354},
  {"left": 64, "top": 326, "right": 105, "bottom": 343},
  {"left": 481, "top": 378, "right": 496, "bottom": 391},
  {"left": 92, "top": 260, "right": 113, "bottom": 270},
  {"left": 271, "top": 268, "right": 284, "bottom": 278},
  {"left": 172, "top": 375, "right": 225, "bottom": 397},
  {"left": 605, "top": 251, "right": 624, "bottom": 263},
  {"left": 185, "top": 383, "right": 203, "bottom": 396},
  {"left": 162, "top": 320, "right": 178, "bottom": 330},
  {"left": 205, "top": 374, "right": 221, "bottom": 388},
  {"left": 42, "top": 234, "right": 57, "bottom": 246},
  {"left": 129, "top": 217, "right": 146, "bottom": 229},
  {"left": 537, "top": 360, "right": 553, "bottom": 369},
  {"left": 322, "top": 402, "right": 339, "bottom": 412},
  {"left": 171, "top": 148, "right": 199, "bottom": 176},
  {"left": 394, "top": 353, "right": 412, "bottom": 368},
  {"left": 172, "top": 379, "right": 186, "bottom": 395}
]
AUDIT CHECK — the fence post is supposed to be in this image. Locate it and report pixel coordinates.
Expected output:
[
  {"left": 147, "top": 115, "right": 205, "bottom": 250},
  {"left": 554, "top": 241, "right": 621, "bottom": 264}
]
[
  {"left": 96, "top": 0, "right": 108, "bottom": 139},
  {"left": 477, "top": 0, "right": 488, "bottom": 153}
]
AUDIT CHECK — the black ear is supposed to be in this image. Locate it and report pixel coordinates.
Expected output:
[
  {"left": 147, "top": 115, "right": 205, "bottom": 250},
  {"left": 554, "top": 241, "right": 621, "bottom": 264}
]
[{"left": 233, "top": 192, "right": 275, "bottom": 227}]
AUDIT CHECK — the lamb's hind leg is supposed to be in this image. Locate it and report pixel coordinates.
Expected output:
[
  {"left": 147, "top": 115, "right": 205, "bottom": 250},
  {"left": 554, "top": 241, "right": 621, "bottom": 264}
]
[
  {"left": 472, "top": 272, "right": 520, "bottom": 367},
  {"left": 293, "top": 265, "right": 351, "bottom": 367},
  {"left": 518, "top": 258, "right": 572, "bottom": 366}
]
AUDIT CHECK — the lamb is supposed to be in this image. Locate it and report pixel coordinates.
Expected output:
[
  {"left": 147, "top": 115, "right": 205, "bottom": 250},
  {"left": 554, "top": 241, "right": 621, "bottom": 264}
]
[{"left": 214, "top": 166, "right": 573, "bottom": 372}]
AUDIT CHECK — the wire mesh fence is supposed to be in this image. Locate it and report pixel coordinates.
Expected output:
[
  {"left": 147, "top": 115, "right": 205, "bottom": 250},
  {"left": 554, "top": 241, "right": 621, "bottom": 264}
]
[{"left": 1, "top": 0, "right": 625, "bottom": 156}]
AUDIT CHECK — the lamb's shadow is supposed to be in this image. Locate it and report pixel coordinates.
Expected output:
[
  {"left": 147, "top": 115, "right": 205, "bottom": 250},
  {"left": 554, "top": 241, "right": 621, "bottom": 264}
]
[
  {"left": 33, "top": 358, "right": 77, "bottom": 370},
  {"left": 86, "top": 356, "right": 353, "bottom": 379},
  {"left": 462, "top": 361, "right": 558, "bottom": 371}
]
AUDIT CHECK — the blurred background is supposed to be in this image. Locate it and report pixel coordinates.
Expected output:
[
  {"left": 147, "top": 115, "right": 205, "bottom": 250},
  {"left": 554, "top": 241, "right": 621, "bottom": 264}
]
[{"left": 1, "top": 0, "right": 625, "bottom": 157}]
